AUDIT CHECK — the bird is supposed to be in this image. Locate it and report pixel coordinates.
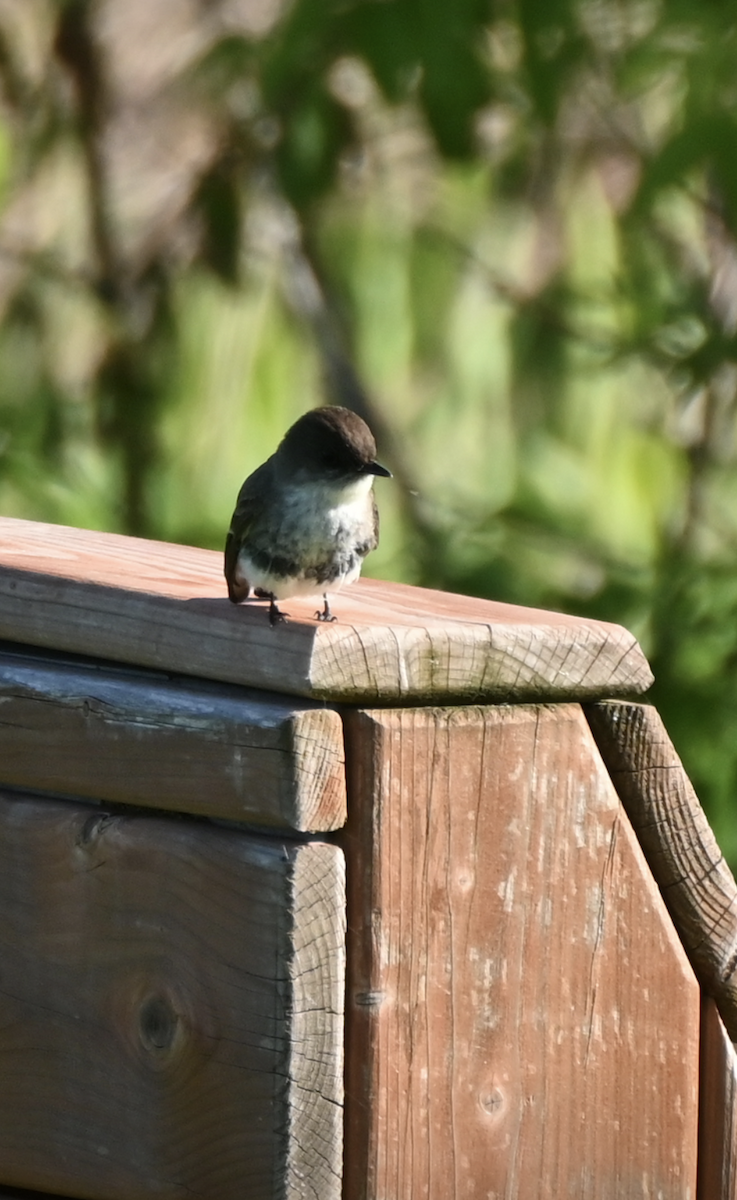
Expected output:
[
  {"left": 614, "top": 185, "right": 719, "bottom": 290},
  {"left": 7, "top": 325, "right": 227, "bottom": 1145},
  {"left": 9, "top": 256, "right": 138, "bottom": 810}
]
[{"left": 224, "top": 406, "right": 391, "bottom": 625}]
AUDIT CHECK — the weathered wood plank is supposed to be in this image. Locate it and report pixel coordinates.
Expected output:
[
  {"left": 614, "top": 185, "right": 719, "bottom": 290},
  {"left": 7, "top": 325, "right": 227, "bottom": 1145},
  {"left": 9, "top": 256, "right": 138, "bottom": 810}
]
[
  {"left": 587, "top": 700, "right": 737, "bottom": 1042},
  {"left": 341, "top": 703, "right": 700, "bottom": 1200},
  {"left": 699, "top": 996, "right": 737, "bottom": 1200},
  {"left": 0, "top": 791, "right": 344, "bottom": 1200},
  {"left": 0, "top": 644, "right": 346, "bottom": 831},
  {"left": 0, "top": 517, "right": 652, "bottom": 703}
]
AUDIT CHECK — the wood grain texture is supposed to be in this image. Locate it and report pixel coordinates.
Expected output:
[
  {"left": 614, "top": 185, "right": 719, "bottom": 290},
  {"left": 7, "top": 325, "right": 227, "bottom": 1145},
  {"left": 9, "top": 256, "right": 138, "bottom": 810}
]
[
  {"left": 699, "top": 996, "right": 737, "bottom": 1200},
  {"left": 587, "top": 700, "right": 737, "bottom": 1042},
  {"left": 0, "top": 791, "right": 345, "bottom": 1200},
  {"left": 0, "top": 517, "right": 653, "bottom": 703},
  {"left": 341, "top": 703, "right": 700, "bottom": 1200},
  {"left": 0, "top": 644, "right": 346, "bottom": 831},
  {"left": 287, "top": 845, "right": 346, "bottom": 1199}
]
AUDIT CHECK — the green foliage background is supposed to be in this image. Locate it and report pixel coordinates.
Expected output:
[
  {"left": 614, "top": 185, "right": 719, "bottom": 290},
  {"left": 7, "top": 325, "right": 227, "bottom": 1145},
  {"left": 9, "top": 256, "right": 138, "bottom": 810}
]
[{"left": 2, "top": 0, "right": 737, "bottom": 858}]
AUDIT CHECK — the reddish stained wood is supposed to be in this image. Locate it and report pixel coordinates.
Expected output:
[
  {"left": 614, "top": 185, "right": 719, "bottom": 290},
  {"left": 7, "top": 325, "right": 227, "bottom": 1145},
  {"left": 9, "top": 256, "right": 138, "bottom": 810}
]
[
  {"left": 587, "top": 701, "right": 737, "bottom": 1042},
  {"left": 699, "top": 996, "right": 737, "bottom": 1200},
  {"left": 0, "top": 645, "right": 346, "bottom": 831},
  {"left": 0, "top": 792, "right": 344, "bottom": 1200},
  {"left": 341, "top": 703, "right": 700, "bottom": 1200},
  {"left": 0, "top": 517, "right": 652, "bottom": 703}
]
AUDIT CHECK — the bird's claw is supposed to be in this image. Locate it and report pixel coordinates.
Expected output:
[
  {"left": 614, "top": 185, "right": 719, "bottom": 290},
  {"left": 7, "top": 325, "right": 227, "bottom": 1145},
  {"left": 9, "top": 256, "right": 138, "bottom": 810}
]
[
  {"left": 268, "top": 596, "right": 288, "bottom": 626},
  {"left": 316, "top": 596, "right": 336, "bottom": 622}
]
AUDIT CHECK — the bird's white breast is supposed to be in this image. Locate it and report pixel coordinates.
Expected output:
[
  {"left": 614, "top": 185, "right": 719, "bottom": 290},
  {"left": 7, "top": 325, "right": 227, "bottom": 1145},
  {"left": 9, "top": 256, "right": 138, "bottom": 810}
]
[
  {"left": 281, "top": 473, "right": 374, "bottom": 543},
  {"left": 236, "top": 474, "right": 376, "bottom": 600}
]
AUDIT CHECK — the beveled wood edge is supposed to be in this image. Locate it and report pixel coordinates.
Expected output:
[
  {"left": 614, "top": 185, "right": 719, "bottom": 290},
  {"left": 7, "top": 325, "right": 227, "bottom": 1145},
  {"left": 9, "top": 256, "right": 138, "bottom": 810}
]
[
  {"left": 306, "top": 617, "right": 653, "bottom": 702},
  {"left": 586, "top": 700, "right": 737, "bottom": 1043}
]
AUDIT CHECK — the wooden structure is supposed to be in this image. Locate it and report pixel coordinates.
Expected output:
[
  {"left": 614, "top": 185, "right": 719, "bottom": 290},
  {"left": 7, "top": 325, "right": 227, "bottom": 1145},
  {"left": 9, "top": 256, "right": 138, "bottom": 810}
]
[{"left": 0, "top": 515, "right": 733, "bottom": 1199}]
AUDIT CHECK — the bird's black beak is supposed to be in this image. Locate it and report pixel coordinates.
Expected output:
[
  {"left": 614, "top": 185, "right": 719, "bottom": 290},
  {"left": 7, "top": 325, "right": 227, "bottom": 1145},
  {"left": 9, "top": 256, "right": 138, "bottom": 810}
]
[{"left": 365, "top": 460, "right": 392, "bottom": 478}]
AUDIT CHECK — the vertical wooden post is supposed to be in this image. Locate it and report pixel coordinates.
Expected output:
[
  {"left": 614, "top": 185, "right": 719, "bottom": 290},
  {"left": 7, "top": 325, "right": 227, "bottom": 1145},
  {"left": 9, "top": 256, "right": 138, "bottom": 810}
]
[{"left": 342, "top": 704, "right": 700, "bottom": 1200}]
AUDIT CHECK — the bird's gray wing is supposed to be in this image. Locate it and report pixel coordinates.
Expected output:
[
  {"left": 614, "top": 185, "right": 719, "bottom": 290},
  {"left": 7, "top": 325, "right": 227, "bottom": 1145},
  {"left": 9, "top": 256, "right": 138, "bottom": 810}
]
[{"left": 224, "top": 460, "right": 272, "bottom": 603}]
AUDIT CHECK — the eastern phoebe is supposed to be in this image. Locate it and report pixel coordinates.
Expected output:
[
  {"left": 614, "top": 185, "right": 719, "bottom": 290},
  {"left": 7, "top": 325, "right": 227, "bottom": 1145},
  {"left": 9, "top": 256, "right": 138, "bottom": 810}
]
[{"left": 225, "top": 406, "right": 391, "bottom": 624}]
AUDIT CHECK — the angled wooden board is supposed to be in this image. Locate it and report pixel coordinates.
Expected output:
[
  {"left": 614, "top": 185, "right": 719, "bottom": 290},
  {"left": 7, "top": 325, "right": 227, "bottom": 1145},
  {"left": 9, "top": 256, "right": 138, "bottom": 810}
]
[
  {"left": 0, "top": 792, "right": 345, "bottom": 1200},
  {"left": 0, "top": 518, "right": 652, "bottom": 703},
  {"left": 0, "top": 644, "right": 346, "bottom": 831},
  {"left": 341, "top": 703, "right": 700, "bottom": 1200}
]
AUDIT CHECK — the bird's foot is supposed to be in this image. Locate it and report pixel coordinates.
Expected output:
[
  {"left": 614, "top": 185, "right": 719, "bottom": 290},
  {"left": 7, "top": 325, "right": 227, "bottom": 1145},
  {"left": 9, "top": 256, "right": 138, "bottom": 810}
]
[
  {"left": 315, "top": 595, "right": 337, "bottom": 623},
  {"left": 267, "top": 594, "right": 289, "bottom": 626}
]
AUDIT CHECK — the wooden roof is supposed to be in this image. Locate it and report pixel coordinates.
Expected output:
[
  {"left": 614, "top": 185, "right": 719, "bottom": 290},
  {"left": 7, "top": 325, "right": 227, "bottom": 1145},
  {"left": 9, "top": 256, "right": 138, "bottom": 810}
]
[{"left": 0, "top": 517, "right": 653, "bottom": 703}]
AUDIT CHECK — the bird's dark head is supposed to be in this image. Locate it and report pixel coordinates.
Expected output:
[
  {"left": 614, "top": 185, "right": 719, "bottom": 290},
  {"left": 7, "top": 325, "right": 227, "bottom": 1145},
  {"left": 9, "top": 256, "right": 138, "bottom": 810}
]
[{"left": 276, "top": 406, "right": 391, "bottom": 485}]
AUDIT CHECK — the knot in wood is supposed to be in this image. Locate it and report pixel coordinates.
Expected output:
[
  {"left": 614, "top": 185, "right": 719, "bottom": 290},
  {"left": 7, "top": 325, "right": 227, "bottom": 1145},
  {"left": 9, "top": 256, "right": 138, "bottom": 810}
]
[
  {"left": 139, "top": 994, "right": 179, "bottom": 1053},
  {"left": 76, "top": 812, "right": 115, "bottom": 847}
]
